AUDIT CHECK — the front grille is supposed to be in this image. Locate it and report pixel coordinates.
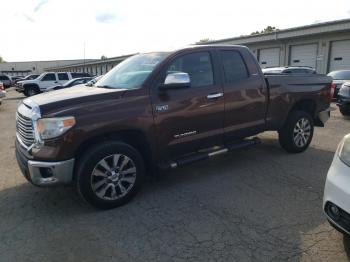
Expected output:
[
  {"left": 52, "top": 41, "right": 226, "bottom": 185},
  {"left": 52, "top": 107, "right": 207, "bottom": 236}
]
[{"left": 16, "top": 112, "right": 35, "bottom": 147}]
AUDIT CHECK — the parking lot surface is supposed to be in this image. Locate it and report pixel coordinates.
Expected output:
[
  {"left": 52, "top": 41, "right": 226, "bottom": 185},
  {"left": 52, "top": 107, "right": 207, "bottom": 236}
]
[{"left": 1, "top": 89, "right": 350, "bottom": 261}]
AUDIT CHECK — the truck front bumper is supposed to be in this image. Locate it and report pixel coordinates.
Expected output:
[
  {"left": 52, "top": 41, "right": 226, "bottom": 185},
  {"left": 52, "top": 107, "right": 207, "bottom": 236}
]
[{"left": 16, "top": 141, "right": 74, "bottom": 186}]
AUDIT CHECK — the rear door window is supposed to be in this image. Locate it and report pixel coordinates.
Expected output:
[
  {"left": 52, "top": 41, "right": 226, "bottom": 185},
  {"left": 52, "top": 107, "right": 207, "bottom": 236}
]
[
  {"left": 166, "top": 52, "right": 214, "bottom": 88},
  {"left": 58, "top": 73, "right": 69, "bottom": 80},
  {"left": 220, "top": 50, "right": 249, "bottom": 83},
  {"left": 41, "top": 73, "right": 56, "bottom": 81}
]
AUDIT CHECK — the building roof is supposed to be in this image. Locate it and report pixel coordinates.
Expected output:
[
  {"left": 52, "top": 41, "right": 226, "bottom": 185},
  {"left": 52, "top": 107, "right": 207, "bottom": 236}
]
[
  {"left": 46, "top": 54, "right": 137, "bottom": 70},
  {"left": 203, "top": 18, "right": 350, "bottom": 45}
]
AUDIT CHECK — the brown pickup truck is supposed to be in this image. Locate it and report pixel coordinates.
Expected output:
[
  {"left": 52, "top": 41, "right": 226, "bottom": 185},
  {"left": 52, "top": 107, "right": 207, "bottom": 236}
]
[{"left": 15, "top": 45, "right": 332, "bottom": 209}]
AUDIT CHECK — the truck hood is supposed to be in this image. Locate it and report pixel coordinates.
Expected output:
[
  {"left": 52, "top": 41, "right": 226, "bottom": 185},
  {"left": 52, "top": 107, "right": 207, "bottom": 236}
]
[
  {"left": 25, "top": 85, "right": 127, "bottom": 116},
  {"left": 18, "top": 79, "right": 37, "bottom": 85}
]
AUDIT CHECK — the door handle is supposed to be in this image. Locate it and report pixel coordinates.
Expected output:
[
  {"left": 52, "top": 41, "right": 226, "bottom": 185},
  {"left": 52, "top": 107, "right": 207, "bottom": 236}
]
[{"left": 207, "top": 93, "right": 223, "bottom": 99}]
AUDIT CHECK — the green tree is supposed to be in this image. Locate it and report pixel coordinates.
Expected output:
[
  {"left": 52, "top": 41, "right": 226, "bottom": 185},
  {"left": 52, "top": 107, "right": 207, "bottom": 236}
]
[{"left": 251, "top": 26, "right": 278, "bottom": 35}]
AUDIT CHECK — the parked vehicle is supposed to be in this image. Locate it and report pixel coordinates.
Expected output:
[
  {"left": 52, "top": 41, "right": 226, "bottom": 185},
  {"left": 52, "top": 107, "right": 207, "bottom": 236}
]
[
  {"left": 0, "top": 82, "right": 6, "bottom": 106},
  {"left": 327, "top": 70, "right": 350, "bottom": 99},
  {"left": 10, "top": 76, "right": 24, "bottom": 83},
  {"left": 45, "top": 77, "right": 93, "bottom": 92},
  {"left": 86, "top": 75, "right": 104, "bottom": 86},
  {"left": 0, "top": 75, "right": 12, "bottom": 88},
  {"left": 262, "top": 66, "right": 316, "bottom": 75},
  {"left": 324, "top": 134, "right": 350, "bottom": 236},
  {"left": 337, "top": 82, "right": 350, "bottom": 116},
  {"left": 14, "top": 74, "right": 39, "bottom": 85},
  {"left": 16, "top": 72, "right": 91, "bottom": 96},
  {"left": 15, "top": 45, "right": 331, "bottom": 209}
]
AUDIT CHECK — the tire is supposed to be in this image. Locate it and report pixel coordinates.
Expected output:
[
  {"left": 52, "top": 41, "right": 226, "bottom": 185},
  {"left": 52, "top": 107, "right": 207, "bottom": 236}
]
[
  {"left": 278, "top": 110, "right": 314, "bottom": 153},
  {"left": 339, "top": 106, "right": 350, "bottom": 116},
  {"left": 24, "top": 86, "right": 39, "bottom": 97},
  {"left": 76, "top": 141, "right": 145, "bottom": 209}
]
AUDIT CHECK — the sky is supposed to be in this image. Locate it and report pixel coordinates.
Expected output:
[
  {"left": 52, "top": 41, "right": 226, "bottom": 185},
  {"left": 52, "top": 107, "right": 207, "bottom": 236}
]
[{"left": 1, "top": 0, "right": 349, "bottom": 62}]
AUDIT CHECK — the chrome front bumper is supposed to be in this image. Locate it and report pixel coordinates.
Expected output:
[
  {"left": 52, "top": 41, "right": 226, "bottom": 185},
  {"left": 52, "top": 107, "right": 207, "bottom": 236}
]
[{"left": 27, "top": 159, "right": 75, "bottom": 186}]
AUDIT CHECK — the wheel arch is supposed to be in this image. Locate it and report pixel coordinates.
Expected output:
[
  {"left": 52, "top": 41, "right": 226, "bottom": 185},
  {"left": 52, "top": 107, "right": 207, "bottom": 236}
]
[
  {"left": 74, "top": 129, "right": 155, "bottom": 179},
  {"left": 23, "top": 83, "right": 40, "bottom": 90}
]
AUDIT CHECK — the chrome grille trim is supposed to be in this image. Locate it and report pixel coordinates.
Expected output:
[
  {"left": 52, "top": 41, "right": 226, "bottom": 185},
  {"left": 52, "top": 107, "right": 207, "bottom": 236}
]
[
  {"left": 16, "top": 99, "right": 42, "bottom": 150},
  {"left": 16, "top": 112, "right": 35, "bottom": 147}
]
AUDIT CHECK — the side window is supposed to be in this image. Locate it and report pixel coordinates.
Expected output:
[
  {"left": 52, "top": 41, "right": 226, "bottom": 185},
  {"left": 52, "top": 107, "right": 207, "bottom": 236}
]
[
  {"left": 41, "top": 73, "right": 56, "bottom": 81},
  {"left": 75, "top": 79, "right": 85, "bottom": 85},
  {"left": 0, "top": 76, "right": 9, "bottom": 80},
  {"left": 58, "top": 73, "right": 69, "bottom": 80},
  {"left": 166, "top": 52, "right": 214, "bottom": 88},
  {"left": 220, "top": 50, "right": 249, "bottom": 83}
]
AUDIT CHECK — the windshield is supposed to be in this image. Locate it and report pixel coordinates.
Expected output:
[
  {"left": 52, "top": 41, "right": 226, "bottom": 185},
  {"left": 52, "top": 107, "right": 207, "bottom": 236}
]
[
  {"left": 63, "top": 79, "right": 76, "bottom": 87},
  {"left": 327, "top": 70, "right": 350, "bottom": 80},
  {"left": 95, "top": 53, "right": 169, "bottom": 89}
]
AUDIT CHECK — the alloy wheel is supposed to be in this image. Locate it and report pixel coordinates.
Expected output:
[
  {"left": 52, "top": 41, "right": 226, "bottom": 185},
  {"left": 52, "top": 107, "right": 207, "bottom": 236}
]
[
  {"left": 91, "top": 154, "right": 137, "bottom": 200},
  {"left": 293, "top": 118, "right": 311, "bottom": 147}
]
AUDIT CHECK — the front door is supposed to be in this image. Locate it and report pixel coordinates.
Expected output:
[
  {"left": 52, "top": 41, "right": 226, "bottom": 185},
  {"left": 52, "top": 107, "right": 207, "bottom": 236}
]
[
  {"left": 40, "top": 73, "right": 58, "bottom": 89},
  {"left": 151, "top": 51, "right": 225, "bottom": 160}
]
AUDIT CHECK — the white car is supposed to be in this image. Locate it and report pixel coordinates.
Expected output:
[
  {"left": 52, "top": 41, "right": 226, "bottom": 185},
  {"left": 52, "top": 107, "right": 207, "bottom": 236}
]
[
  {"left": 16, "top": 72, "right": 91, "bottom": 97},
  {"left": 323, "top": 134, "right": 350, "bottom": 235}
]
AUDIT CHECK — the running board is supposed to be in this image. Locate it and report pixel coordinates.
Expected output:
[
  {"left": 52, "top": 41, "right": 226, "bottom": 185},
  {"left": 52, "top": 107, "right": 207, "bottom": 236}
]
[{"left": 160, "top": 137, "right": 261, "bottom": 169}]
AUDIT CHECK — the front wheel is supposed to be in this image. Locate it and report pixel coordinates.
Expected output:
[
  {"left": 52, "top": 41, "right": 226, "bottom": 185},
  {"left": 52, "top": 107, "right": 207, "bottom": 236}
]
[
  {"left": 76, "top": 141, "right": 145, "bottom": 209},
  {"left": 24, "top": 86, "right": 39, "bottom": 97},
  {"left": 278, "top": 110, "right": 314, "bottom": 153}
]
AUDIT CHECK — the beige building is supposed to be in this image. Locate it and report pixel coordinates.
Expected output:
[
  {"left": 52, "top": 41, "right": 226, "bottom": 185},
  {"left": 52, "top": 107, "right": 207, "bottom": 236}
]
[
  {"left": 206, "top": 18, "right": 350, "bottom": 74},
  {"left": 48, "top": 18, "right": 350, "bottom": 75},
  {"left": 0, "top": 59, "right": 95, "bottom": 76}
]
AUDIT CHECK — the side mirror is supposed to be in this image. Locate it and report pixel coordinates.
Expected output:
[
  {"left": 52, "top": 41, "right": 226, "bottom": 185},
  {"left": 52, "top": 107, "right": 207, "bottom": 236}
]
[{"left": 160, "top": 72, "right": 190, "bottom": 89}]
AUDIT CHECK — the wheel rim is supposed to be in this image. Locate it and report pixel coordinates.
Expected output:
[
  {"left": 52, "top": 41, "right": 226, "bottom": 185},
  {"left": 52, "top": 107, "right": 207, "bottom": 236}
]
[
  {"left": 28, "top": 88, "right": 36, "bottom": 96},
  {"left": 293, "top": 118, "right": 311, "bottom": 147},
  {"left": 91, "top": 154, "right": 137, "bottom": 200}
]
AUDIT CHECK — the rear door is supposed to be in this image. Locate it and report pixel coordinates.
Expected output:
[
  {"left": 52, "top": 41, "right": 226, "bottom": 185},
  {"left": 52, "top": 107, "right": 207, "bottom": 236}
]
[
  {"left": 151, "top": 50, "right": 225, "bottom": 160},
  {"left": 218, "top": 48, "right": 267, "bottom": 142},
  {"left": 57, "top": 73, "right": 70, "bottom": 85},
  {"left": 40, "top": 73, "right": 58, "bottom": 89}
]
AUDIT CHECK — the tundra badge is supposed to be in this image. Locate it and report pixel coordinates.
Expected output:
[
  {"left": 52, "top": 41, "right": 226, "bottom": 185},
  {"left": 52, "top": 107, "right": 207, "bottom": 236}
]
[{"left": 156, "top": 105, "right": 169, "bottom": 112}]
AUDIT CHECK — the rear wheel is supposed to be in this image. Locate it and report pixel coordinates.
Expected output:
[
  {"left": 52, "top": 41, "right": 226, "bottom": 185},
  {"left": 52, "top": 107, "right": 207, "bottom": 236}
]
[
  {"left": 76, "top": 141, "right": 145, "bottom": 209},
  {"left": 278, "top": 110, "right": 314, "bottom": 153}
]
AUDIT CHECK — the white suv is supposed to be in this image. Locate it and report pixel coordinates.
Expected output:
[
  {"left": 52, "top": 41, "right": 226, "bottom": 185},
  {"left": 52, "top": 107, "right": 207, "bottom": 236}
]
[{"left": 17, "top": 72, "right": 91, "bottom": 96}]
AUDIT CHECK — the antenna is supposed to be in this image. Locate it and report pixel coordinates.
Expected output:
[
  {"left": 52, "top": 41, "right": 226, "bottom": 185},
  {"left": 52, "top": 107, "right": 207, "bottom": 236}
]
[{"left": 83, "top": 41, "right": 86, "bottom": 72}]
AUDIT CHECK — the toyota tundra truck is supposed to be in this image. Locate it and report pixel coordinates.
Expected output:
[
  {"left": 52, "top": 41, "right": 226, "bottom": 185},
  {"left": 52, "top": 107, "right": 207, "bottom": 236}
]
[{"left": 15, "top": 45, "right": 332, "bottom": 209}]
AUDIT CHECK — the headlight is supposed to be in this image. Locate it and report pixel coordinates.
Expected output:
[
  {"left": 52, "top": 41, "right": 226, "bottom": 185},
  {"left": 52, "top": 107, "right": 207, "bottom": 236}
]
[
  {"left": 338, "top": 134, "right": 350, "bottom": 167},
  {"left": 36, "top": 116, "right": 76, "bottom": 140}
]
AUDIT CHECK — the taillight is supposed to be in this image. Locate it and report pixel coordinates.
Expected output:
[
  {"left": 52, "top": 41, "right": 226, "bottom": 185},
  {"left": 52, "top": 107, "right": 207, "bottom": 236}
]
[
  {"left": 0, "top": 84, "right": 3, "bottom": 91},
  {"left": 330, "top": 81, "right": 335, "bottom": 100}
]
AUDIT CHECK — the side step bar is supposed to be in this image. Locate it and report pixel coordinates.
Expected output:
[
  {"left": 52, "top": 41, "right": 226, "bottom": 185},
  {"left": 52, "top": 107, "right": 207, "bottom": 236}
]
[{"left": 161, "top": 137, "right": 261, "bottom": 169}]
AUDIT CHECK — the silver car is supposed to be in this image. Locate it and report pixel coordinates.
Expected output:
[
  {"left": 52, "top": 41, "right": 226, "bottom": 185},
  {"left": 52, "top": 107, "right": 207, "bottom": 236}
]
[{"left": 327, "top": 70, "right": 350, "bottom": 99}]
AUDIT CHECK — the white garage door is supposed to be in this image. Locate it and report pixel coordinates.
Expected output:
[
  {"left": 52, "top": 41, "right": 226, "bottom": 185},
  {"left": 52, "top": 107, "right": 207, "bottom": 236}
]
[
  {"left": 258, "top": 48, "right": 280, "bottom": 68},
  {"left": 329, "top": 40, "right": 350, "bottom": 72},
  {"left": 290, "top": 44, "right": 318, "bottom": 68}
]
